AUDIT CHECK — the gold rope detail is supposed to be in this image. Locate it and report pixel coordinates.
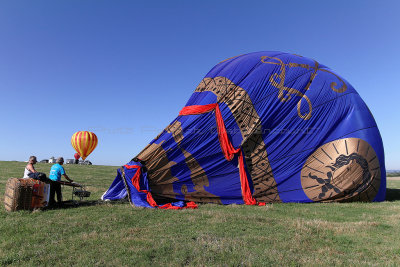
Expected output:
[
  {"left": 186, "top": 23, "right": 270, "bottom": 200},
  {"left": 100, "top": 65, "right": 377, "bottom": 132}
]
[{"left": 260, "top": 55, "right": 347, "bottom": 120}]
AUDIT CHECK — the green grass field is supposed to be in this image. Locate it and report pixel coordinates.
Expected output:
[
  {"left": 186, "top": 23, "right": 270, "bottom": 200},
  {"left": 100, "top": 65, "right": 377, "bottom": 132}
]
[
  {"left": 387, "top": 172, "right": 400, "bottom": 177},
  {"left": 1, "top": 161, "right": 400, "bottom": 266}
]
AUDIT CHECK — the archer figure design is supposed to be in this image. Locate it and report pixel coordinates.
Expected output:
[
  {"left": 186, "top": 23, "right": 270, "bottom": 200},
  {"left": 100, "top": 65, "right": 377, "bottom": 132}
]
[{"left": 307, "top": 153, "right": 371, "bottom": 200}]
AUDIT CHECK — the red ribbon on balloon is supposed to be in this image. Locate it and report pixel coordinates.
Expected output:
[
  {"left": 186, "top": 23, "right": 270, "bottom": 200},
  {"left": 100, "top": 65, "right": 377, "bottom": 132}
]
[{"left": 179, "top": 103, "right": 265, "bottom": 206}]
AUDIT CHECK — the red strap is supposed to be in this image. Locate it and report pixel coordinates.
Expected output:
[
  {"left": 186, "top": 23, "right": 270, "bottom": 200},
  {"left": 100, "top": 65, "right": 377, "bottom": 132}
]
[
  {"left": 125, "top": 164, "right": 198, "bottom": 209},
  {"left": 179, "top": 103, "right": 265, "bottom": 206},
  {"left": 214, "top": 104, "right": 240, "bottom": 161},
  {"left": 127, "top": 165, "right": 158, "bottom": 207},
  {"left": 179, "top": 103, "right": 239, "bottom": 161},
  {"left": 179, "top": 103, "right": 217, "bottom": 115},
  {"left": 159, "top": 201, "right": 198, "bottom": 210},
  {"left": 125, "top": 165, "right": 141, "bottom": 169},
  {"left": 184, "top": 201, "right": 198, "bottom": 209},
  {"left": 238, "top": 151, "right": 266, "bottom": 206}
]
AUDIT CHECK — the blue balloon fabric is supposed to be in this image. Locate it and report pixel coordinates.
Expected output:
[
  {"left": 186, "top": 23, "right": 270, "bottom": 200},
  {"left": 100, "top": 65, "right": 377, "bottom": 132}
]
[{"left": 102, "top": 51, "right": 386, "bottom": 207}]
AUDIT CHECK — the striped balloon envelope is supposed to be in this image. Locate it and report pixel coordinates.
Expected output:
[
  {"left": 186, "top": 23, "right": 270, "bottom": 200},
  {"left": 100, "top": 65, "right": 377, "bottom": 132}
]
[{"left": 71, "top": 131, "right": 98, "bottom": 160}]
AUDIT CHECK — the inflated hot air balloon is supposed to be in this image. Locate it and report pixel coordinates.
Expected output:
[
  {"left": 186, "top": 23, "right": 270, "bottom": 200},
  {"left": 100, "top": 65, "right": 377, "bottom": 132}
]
[
  {"left": 102, "top": 51, "right": 385, "bottom": 209},
  {"left": 74, "top": 153, "right": 80, "bottom": 160},
  {"left": 71, "top": 131, "right": 98, "bottom": 160}
]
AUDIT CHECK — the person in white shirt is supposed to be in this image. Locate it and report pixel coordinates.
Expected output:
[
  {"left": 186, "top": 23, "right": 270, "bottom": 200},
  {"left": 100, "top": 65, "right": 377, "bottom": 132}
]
[{"left": 23, "top": 156, "right": 37, "bottom": 178}]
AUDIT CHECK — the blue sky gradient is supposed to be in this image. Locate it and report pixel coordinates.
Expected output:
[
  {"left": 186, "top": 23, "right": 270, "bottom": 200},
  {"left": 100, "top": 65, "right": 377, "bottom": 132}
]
[{"left": 0, "top": 0, "right": 399, "bottom": 168}]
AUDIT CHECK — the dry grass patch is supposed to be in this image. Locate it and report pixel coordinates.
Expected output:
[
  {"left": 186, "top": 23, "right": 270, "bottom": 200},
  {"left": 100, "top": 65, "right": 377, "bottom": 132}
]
[{"left": 292, "top": 218, "right": 381, "bottom": 234}]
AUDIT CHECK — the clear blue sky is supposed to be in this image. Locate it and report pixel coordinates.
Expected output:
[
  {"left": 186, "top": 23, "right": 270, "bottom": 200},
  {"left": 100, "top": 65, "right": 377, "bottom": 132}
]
[{"left": 0, "top": 0, "right": 399, "bottom": 168}]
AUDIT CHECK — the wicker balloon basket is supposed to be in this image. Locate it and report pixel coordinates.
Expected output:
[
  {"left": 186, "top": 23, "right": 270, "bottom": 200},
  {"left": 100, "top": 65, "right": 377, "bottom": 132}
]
[{"left": 4, "top": 178, "right": 50, "bottom": 212}]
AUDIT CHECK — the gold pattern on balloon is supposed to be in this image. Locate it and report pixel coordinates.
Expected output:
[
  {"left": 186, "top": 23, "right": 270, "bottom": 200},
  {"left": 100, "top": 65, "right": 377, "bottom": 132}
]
[
  {"left": 261, "top": 55, "right": 347, "bottom": 120},
  {"left": 300, "top": 138, "right": 381, "bottom": 202}
]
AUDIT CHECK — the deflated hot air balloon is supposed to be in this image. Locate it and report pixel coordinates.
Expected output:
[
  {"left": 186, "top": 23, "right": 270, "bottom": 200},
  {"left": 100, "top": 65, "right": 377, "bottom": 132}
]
[
  {"left": 71, "top": 131, "right": 98, "bottom": 160},
  {"left": 102, "top": 51, "right": 386, "bottom": 209}
]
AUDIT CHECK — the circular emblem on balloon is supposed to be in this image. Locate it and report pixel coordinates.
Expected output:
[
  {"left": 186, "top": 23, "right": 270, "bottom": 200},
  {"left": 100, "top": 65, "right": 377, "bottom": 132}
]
[
  {"left": 71, "top": 131, "right": 98, "bottom": 160},
  {"left": 301, "top": 138, "right": 381, "bottom": 202}
]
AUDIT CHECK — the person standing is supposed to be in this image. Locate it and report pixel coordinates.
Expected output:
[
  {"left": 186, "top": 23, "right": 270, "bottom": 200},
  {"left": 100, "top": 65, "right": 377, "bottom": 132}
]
[{"left": 48, "top": 157, "right": 73, "bottom": 207}]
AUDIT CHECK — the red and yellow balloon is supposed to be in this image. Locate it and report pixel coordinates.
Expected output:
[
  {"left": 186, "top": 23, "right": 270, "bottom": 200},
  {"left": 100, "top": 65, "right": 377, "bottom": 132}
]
[{"left": 71, "top": 131, "right": 98, "bottom": 160}]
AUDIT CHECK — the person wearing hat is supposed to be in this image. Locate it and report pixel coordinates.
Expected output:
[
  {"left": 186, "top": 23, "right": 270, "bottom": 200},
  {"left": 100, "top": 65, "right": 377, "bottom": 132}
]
[{"left": 48, "top": 157, "right": 73, "bottom": 207}]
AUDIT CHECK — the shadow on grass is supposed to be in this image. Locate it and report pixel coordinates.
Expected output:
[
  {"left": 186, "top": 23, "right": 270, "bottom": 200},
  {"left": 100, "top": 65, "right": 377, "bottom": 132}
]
[
  {"left": 42, "top": 199, "right": 129, "bottom": 210},
  {"left": 385, "top": 188, "right": 400, "bottom": 201}
]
